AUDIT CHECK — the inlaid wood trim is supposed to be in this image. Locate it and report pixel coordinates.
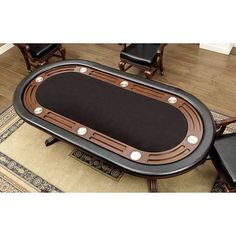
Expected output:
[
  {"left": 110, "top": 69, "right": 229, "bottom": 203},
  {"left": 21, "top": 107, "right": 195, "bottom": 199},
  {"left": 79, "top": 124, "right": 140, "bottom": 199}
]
[{"left": 22, "top": 65, "right": 204, "bottom": 165}]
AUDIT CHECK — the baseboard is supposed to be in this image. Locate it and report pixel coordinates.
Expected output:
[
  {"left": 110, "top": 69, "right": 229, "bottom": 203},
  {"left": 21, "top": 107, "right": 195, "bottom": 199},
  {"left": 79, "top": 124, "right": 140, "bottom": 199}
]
[
  {"left": 0, "top": 44, "right": 14, "bottom": 55},
  {"left": 199, "top": 44, "right": 233, "bottom": 55}
]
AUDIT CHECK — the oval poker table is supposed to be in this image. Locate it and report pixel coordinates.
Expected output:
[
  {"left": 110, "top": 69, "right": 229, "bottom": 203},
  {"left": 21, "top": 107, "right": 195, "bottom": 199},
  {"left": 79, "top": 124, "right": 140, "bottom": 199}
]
[{"left": 13, "top": 59, "right": 216, "bottom": 191}]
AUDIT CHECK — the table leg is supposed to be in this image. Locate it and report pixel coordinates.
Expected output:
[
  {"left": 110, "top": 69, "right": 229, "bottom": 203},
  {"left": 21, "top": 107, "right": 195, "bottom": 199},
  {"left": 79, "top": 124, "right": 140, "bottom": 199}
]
[
  {"left": 45, "top": 136, "right": 60, "bottom": 147},
  {"left": 147, "top": 178, "right": 158, "bottom": 192}
]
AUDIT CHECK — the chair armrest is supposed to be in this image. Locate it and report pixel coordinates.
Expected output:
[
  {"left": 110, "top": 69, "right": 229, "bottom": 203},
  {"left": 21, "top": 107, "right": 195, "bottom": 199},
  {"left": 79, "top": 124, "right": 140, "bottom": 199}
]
[
  {"left": 14, "top": 44, "right": 30, "bottom": 51},
  {"left": 14, "top": 43, "right": 37, "bottom": 63},
  {"left": 157, "top": 44, "right": 167, "bottom": 54},
  {"left": 118, "top": 44, "right": 127, "bottom": 50},
  {"left": 216, "top": 117, "right": 236, "bottom": 136}
]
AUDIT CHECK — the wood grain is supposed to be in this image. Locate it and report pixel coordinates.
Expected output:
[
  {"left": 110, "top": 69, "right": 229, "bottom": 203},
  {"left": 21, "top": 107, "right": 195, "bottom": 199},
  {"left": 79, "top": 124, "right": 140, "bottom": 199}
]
[{"left": 0, "top": 44, "right": 236, "bottom": 117}]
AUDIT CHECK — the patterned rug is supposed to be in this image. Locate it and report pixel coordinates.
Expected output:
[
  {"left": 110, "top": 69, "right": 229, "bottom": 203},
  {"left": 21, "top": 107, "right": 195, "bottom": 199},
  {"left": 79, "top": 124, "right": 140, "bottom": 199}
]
[
  {"left": 0, "top": 105, "right": 232, "bottom": 192},
  {"left": 0, "top": 171, "right": 28, "bottom": 193},
  {"left": 0, "top": 106, "right": 127, "bottom": 192},
  {"left": 0, "top": 106, "right": 62, "bottom": 192},
  {"left": 0, "top": 106, "right": 148, "bottom": 192}
]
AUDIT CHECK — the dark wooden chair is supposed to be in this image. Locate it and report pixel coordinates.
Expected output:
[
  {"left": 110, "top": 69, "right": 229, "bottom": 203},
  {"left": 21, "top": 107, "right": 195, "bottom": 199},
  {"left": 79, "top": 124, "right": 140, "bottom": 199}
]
[
  {"left": 119, "top": 44, "right": 167, "bottom": 79},
  {"left": 14, "top": 44, "right": 66, "bottom": 71},
  {"left": 210, "top": 117, "right": 236, "bottom": 192}
]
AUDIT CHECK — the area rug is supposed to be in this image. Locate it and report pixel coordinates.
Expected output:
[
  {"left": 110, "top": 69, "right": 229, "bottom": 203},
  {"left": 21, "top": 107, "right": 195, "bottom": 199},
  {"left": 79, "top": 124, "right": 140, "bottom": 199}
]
[{"left": 0, "top": 105, "right": 231, "bottom": 193}]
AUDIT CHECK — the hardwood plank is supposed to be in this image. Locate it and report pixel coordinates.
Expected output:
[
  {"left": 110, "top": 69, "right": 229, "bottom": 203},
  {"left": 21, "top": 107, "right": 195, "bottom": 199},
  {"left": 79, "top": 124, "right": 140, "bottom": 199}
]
[
  {"left": 0, "top": 44, "right": 236, "bottom": 118},
  {"left": 0, "top": 95, "right": 11, "bottom": 112}
]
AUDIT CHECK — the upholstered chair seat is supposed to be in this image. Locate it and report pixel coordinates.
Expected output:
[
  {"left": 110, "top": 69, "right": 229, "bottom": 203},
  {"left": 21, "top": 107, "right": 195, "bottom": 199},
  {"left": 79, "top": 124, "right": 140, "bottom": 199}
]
[
  {"left": 119, "top": 43, "right": 167, "bottom": 79},
  {"left": 211, "top": 133, "right": 236, "bottom": 190},
  {"left": 15, "top": 43, "right": 66, "bottom": 72},
  {"left": 120, "top": 44, "right": 160, "bottom": 67},
  {"left": 28, "top": 44, "right": 60, "bottom": 59}
]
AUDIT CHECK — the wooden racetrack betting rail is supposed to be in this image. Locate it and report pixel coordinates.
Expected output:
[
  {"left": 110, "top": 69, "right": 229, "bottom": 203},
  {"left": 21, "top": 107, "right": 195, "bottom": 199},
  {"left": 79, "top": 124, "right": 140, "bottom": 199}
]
[{"left": 23, "top": 65, "right": 204, "bottom": 165}]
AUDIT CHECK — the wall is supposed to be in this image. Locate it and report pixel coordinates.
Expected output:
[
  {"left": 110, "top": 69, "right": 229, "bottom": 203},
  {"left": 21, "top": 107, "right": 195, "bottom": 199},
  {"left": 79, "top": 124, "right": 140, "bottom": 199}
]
[
  {"left": 0, "top": 43, "right": 14, "bottom": 55},
  {"left": 199, "top": 43, "right": 234, "bottom": 55}
]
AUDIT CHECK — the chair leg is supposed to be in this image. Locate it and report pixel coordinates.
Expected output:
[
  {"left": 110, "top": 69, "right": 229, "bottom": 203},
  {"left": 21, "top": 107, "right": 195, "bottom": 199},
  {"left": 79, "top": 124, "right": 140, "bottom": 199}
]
[
  {"left": 22, "top": 54, "right": 32, "bottom": 72},
  {"left": 119, "top": 61, "right": 126, "bottom": 71},
  {"left": 147, "top": 178, "right": 158, "bottom": 192},
  {"left": 45, "top": 136, "right": 60, "bottom": 147},
  {"left": 59, "top": 47, "right": 66, "bottom": 60},
  {"left": 144, "top": 70, "right": 153, "bottom": 79},
  {"left": 159, "top": 61, "right": 164, "bottom": 76},
  {"left": 119, "top": 61, "right": 133, "bottom": 72},
  {"left": 159, "top": 52, "right": 164, "bottom": 76}
]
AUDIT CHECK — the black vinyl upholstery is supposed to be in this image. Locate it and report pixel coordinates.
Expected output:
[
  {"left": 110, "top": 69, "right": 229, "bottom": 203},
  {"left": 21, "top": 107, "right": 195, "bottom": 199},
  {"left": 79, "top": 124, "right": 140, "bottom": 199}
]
[
  {"left": 29, "top": 44, "right": 60, "bottom": 59},
  {"left": 212, "top": 133, "right": 236, "bottom": 187},
  {"left": 120, "top": 44, "right": 160, "bottom": 66}
]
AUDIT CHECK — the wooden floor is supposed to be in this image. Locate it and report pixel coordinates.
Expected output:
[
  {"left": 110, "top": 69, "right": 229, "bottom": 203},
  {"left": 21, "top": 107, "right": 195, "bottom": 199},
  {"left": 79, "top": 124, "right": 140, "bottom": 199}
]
[{"left": 1, "top": 44, "right": 236, "bottom": 117}]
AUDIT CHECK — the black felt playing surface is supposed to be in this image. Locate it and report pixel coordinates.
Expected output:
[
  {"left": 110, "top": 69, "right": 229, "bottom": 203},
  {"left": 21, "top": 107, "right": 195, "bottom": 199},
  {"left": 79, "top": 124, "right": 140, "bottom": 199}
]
[{"left": 35, "top": 72, "right": 188, "bottom": 152}]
